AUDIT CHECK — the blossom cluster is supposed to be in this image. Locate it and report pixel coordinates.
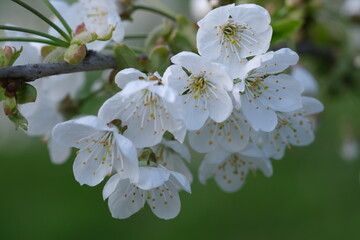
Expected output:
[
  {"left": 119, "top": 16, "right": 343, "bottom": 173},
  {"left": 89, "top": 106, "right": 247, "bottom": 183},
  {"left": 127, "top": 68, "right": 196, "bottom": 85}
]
[{"left": 2, "top": 1, "right": 323, "bottom": 220}]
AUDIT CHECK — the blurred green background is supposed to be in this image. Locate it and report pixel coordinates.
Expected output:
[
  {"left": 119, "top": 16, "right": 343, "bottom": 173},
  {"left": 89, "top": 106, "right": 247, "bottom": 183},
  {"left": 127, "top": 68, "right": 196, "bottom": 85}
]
[{"left": 1, "top": 0, "right": 360, "bottom": 239}]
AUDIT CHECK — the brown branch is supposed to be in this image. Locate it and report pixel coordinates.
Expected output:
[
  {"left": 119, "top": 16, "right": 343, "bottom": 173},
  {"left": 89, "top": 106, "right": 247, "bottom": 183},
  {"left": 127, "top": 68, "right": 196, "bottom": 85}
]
[{"left": 0, "top": 51, "right": 118, "bottom": 82}]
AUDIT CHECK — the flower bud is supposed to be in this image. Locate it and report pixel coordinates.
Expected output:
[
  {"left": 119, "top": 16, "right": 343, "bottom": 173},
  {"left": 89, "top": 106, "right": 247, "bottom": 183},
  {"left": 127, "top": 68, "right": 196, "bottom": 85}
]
[{"left": 64, "top": 44, "right": 87, "bottom": 65}]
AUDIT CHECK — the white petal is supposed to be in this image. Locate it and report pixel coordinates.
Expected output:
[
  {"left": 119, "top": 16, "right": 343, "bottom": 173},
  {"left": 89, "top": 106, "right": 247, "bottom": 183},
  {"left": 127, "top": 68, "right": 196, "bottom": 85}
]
[
  {"left": 147, "top": 182, "right": 181, "bottom": 219},
  {"left": 169, "top": 170, "right": 191, "bottom": 193},
  {"left": 230, "top": 4, "right": 271, "bottom": 32},
  {"left": 255, "top": 48, "right": 299, "bottom": 75},
  {"left": 115, "top": 68, "right": 148, "bottom": 89},
  {"left": 52, "top": 116, "right": 110, "bottom": 147},
  {"left": 301, "top": 96, "right": 324, "bottom": 115},
  {"left": 162, "top": 140, "right": 191, "bottom": 162},
  {"left": 47, "top": 136, "right": 71, "bottom": 164},
  {"left": 136, "top": 167, "right": 170, "bottom": 190},
  {"left": 208, "top": 89, "right": 233, "bottom": 123},
  {"left": 103, "top": 173, "right": 122, "bottom": 200},
  {"left": 108, "top": 179, "right": 146, "bottom": 219}
]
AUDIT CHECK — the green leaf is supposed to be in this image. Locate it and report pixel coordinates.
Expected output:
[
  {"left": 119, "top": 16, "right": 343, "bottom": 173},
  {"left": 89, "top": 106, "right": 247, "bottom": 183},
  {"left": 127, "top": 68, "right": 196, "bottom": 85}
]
[
  {"left": 114, "top": 43, "right": 140, "bottom": 70},
  {"left": 16, "top": 83, "right": 37, "bottom": 104},
  {"left": 271, "top": 19, "right": 304, "bottom": 44},
  {"left": 7, "top": 109, "right": 28, "bottom": 131},
  {"left": 148, "top": 45, "right": 170, "bottom": 75}
]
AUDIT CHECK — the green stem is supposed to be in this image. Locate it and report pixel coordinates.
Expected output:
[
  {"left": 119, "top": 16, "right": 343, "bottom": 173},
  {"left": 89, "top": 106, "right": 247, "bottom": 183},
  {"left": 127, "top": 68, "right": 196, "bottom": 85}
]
[
  {"left": 43, "top": 0, "right": 73, "bottom": 37},
  {"left": 0, "top": 37, "right": 66, "bottom": 47},
  {"left": 132, "top": 5, "right": 176, "bottom": 21},
  {"left": 0, "top": 25, "right": 69, "bottom": 47},
  {"left": 11, "top": 0, "right": 71, "bottom": 42},
  {"left": 124, "top": 35, "right": 148, "bottom": 40}
]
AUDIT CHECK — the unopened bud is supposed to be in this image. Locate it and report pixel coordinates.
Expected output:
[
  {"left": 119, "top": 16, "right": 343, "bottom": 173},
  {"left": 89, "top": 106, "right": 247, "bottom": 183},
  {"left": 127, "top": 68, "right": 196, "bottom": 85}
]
[
  {"left": 64, "top": 44, "right": 87, "bottom": 65},
  {"left": 3, "top": 97, "right": 17, "bottom": 116},
  {"left": 0, "top": 46, "right": 22, "bottom": 67}
]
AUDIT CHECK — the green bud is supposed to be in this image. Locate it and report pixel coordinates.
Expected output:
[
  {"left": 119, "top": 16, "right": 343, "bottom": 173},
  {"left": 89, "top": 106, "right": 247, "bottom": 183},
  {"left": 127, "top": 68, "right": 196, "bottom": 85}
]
[
  {"left": 16, "top": 83, "right": 37, "bottom": 104},
  {"left": 64, "top": 44, "right": 87, "bottom": 65},
  {"left": 114, "top": 43, "right": 140, "bottom": 70},
  {"left": 3, "top": 97, "right": 17, "bottom": 116},
  {"left": 0, "top": 46, "right": 23, "bottom": 67}
]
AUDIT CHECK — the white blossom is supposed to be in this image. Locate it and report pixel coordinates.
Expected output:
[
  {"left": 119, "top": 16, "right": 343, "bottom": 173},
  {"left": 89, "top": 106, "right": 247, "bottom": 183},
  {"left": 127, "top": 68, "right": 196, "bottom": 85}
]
[
  {"left": 188, "top": 109, "right": 250, "bottom": 153},
  {"left": 232, "top": 48, "right": 303, "bottom": 132},
  {"left": 50, "top": 0, "right": 125, "bottom": 51},
  {"left": 291, "top": 65, "right": 319, "bottom": 97},
  {"left": 52, "top": 115, "right": 139, "bottom": 186},
  {"left": 99, "top": 68, "right": 185, "bottom": 148},
  {"left": 250, "top": 96, "right": 324, "bottom": 159},
  {"left": 199, "top": 146, "right": 273, "bottom": 192},
  {"left": 103, "top": 166, "right": 191, "bottom": 219},
  {"left": 197, "top": 4, "right": 272, "bottom": 78},
  {"left": 152, "top": 139, "right": 193, "bottom": 183},
  {"left": 163, "top": 51, "right": 233, "bottom": 130}
]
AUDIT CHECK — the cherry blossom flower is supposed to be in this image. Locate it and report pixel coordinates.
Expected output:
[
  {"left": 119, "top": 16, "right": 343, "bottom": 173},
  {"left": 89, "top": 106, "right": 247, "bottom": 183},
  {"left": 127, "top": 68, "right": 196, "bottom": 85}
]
[
  {"left": 99, "top": 68, "right": 185, "bottom": 148},
  {"left": 152, "top": 139, "right": 193, "bottom": 182},
  {"left": 188, "top": 109, "right": 250, "bottom": 153},
  {"left": 52, "top": 115, "right": 139, "bottom": 186},
  {"left": 232, "top": 48, "right": 303, "bottom": 132},
  {"left": 197, "top": 4, "right": 272, "bottom": 78},
  {"left": 291, "top": 65, "right": 319, "bottom": 97},
  {"left": 199, "top": 146, "right": 273, "bottom": 192},
  {"left": 103, "top": 166, "right": 191, "bottom": 219},
  {"left": 250, "top": 96, "right": 324, "bottom": 159},
  {"left": 163, "top": 51, "right": 233, "bottom": 130},
  {"left": 50, "top": 0, "right": 124, "bottom": 51}
]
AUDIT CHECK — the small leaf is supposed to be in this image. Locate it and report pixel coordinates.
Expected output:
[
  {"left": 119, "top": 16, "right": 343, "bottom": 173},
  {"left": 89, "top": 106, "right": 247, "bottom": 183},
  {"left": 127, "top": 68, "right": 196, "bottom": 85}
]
[
  {"left": 16, "top": 83, "right": 37, "bottom": 104},
  {"left": 271, "top": 19, "right": 304, "bottom": 44},
  {"left": 113, "top": 43, "right": 140, "bottom": 70},
  {"left": 8, "top": 109, "right": 28, "bottom": 131},
  {"left": 148, "top": 45, "right": 170, "bottom": 75},
  {"left": 71, "top": 31, "right": 98, "bottom": 45}
]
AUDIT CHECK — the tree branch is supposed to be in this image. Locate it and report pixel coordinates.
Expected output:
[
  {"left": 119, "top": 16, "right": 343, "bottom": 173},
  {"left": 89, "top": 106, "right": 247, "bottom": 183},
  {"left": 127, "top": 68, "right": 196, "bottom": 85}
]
[{"left": 0, "top": 51, "right": 118, "bottom": 82}]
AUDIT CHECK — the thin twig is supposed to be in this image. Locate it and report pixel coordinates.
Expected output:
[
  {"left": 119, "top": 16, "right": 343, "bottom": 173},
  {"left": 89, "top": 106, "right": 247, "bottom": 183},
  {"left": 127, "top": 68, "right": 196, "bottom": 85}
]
[{"left": 0, "top": 51, "right": 118, "bottom": 82}]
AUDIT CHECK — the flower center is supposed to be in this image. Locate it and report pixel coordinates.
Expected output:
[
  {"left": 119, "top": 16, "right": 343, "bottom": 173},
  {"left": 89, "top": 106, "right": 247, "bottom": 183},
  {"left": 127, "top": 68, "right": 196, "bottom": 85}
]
[
  {"left": 187, "top": 74, "right": 209, "bottom": 99},
  {"left": 219, "top": 20, "right": 247, "bottom": 49}
]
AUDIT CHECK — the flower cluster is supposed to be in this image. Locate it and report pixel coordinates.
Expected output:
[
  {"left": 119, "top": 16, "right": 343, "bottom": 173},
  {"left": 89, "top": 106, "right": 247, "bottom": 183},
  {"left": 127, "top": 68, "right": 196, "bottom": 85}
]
[{"left": 2, "top": 2, "right": 323, "bottom": 220}]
